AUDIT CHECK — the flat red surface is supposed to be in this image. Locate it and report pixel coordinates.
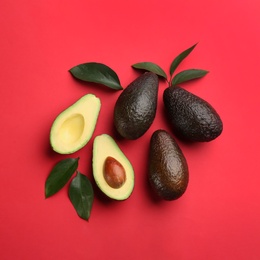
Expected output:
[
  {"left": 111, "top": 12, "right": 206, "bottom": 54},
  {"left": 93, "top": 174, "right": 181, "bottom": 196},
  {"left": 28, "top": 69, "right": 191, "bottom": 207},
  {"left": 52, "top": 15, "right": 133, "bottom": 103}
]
[{"left": 1, "top": 0, "right": 260, "bottom": 259}]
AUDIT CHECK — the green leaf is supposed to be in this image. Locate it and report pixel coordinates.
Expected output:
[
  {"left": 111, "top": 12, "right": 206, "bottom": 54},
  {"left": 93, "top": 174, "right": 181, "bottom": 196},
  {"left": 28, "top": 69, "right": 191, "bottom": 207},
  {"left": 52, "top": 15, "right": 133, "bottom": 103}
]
[
  {"left": 172, "top": 69, "right": 209, "bottom": 86},
  {"left": 132, "top": 62, "right": 167, "bottom": 79},
  {"left": 45, "top": 158, "right": 79, "bottom": 198},
  {"left": 69, "top": 62, "right": 123, "bottom": 90},
  {"left": 170, "top": 43, "right": 198, "bottom": 76},
  {"left": 69, "top": 172, "right": 94, "bottom": 221}
]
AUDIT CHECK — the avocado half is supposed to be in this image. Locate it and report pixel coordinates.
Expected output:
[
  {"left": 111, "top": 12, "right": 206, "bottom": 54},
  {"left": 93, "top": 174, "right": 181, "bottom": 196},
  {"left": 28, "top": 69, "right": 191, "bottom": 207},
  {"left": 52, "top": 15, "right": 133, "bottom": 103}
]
[
  {"left": 50, "top": 94, "right": 101, "bottom": 154},
  {"left": 93, "top": 134, "right": 134, "bottom": 200}
]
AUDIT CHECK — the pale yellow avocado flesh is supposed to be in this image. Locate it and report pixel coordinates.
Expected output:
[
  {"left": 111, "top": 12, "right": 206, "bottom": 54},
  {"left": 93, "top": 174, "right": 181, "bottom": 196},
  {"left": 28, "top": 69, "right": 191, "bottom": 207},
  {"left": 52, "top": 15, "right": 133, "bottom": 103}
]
[
  {"left": 93, "top": 134, "right": 134, "bottom": 200},
  {"left": 50, "top": 94, "right": 101, "bottom": 154}
]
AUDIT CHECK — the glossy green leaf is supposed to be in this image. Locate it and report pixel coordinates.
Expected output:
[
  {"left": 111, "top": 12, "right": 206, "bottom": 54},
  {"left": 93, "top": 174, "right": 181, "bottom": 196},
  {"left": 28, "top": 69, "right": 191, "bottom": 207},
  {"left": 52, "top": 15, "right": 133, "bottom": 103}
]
[
  {"left": 172, "top": 69, "right": 209, "bottom": 86},
  {"left": 69, "top": 62, "right": 123, "bottom": 90},
  {"left": 69, "top": 172, "right": 94, "bottom": 221},
  {"left": 170, "top": 43, "right": 198, "bottom": 76},
  {"left": 45, "top": 158, "right": 79, "bottom": 198},
  {"left": 132, "top": 62, "right": 167, "bottom": 79}
]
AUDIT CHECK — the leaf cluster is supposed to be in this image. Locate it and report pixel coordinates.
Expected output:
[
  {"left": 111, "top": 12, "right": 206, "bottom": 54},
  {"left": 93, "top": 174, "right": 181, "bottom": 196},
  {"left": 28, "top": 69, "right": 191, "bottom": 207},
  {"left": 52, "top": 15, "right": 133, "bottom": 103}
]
[
  {"left": 132, "top": 43, "right": 208, "bottom": 86},
  {"left": 69, "top": 43, "right": 208, "bottom": 91},
  {"left": 45, "top": 158, "right": 94, "bottom": 221}
]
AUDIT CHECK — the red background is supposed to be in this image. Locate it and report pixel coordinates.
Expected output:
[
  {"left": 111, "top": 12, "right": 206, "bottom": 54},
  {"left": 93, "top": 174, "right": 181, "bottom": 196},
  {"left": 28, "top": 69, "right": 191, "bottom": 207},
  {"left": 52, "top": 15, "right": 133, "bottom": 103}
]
[{"left": 1, "top": 0, "right": 260, "bottom": 259}]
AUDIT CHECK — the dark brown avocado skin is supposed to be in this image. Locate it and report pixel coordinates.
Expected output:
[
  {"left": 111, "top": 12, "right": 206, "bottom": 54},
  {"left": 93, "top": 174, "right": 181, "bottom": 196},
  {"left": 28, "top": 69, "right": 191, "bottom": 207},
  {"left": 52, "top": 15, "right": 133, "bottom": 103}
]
[
  {"left": 114, "top": 72, "right": 159, "bottom": 140},
  {"left": 163, "top": 86, "right": 223, "bottom": 142},
  {"left": 149, "top": 129, "right": 189, "bottom": 200}
]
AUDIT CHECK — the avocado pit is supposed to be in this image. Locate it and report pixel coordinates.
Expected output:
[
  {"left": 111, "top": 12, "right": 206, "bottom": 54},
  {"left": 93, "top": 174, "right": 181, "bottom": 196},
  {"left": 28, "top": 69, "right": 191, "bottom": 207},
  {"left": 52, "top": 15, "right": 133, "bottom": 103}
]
[{"left": 103, "top": 156, "right": 126, "bottom": 189}]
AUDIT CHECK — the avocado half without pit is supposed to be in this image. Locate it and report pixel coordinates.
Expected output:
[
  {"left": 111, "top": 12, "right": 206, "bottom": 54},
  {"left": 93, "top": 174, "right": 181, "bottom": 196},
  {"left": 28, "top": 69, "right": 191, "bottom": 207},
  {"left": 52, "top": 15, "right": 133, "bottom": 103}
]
[
  {"left": 50, "top": 94, "right": 101, "bottom": 154},
  {"left": 93, "top": 134, "right": 134, "bottom": 200}
]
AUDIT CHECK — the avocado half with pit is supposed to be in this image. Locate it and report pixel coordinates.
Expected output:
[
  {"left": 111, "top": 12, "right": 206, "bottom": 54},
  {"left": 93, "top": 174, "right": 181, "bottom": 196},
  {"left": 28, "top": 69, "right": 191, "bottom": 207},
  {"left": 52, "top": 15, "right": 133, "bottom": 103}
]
[
  {"left": 93, "top": 134, "right": 134, "bottom": 200},
  {"left": 50, "top": 94, "right": 101, "bottom": 154}
]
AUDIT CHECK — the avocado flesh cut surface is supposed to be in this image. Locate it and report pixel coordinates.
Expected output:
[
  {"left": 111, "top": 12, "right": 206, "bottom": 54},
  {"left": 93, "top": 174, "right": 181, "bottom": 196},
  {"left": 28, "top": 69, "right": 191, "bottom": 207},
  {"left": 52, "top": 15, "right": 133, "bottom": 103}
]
[
  {"left": 50, "top": 94, "right": 101, "bottom": 154},
  {"left": 93, "top": 134, "right": 134, "bottom": 200}
]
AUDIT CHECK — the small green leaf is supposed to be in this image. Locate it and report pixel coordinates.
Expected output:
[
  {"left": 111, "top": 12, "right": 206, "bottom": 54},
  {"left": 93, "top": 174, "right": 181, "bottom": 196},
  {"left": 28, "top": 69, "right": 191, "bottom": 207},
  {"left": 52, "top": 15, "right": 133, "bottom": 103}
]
[
  {"left": 69, "top": 172, "right": 94, "bottom": 221},
  {"left": 170, "top": 43, "right": 198, "bottom": 76},
  {"left": 172, "top": 69, "right": 209, "bottom": 86},
  {"left": 132, "top": 62, "right": 167, "bottom": 79},
  {"left": 45, "top": 158, "right": 79, "bottom": 198},
  {"left": 69, "top": 62, "right": 123, "bottom": 90}
]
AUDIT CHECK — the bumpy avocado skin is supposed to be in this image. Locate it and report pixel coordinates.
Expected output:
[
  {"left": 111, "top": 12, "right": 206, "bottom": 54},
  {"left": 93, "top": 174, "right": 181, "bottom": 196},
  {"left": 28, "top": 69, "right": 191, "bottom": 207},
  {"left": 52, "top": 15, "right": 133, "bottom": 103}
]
[
  {"left": 149, "top": 130, "right": 189, "bottom": 200},
  {"left": 114, "top": 72, "right": 159, "bottom": 140},
  {"left": 163, "top": 86, "right": 223, "bottom": 142}
]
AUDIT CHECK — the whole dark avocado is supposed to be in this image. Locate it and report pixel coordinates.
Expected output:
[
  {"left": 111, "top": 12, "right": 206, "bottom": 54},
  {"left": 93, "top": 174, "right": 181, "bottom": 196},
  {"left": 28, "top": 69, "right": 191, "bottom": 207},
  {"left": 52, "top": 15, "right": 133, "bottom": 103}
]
[
  {"left": 163, "top": 86, "right": 223, "bottom": 142},
  {"left": 114, "top": 72, "right": 159, "bottom": 140},
  {"left": 149, "top": 129, "right": 189, "bottom": 200}
]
